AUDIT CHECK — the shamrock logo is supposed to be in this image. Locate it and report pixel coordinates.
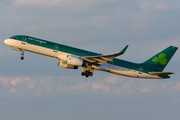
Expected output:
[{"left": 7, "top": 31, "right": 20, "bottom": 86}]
[
  {"left": 122, "top": 50, "right": 125, "bottom": 53},
  {"left": 152, "top": 53, "right": 167, "bottom": 65}
]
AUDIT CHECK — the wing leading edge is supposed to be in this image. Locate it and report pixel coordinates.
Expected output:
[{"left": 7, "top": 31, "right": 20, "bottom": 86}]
[{"left": 80, "top": 45, "right": 129, "bottom": 64}]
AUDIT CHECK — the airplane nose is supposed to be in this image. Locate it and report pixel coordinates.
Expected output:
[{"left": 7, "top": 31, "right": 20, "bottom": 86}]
[
  {"left": 4, "top": 39, "right": 11, "bottom": 45},
  {"left": 4, "top": 39, "right": 8, "bottom": 45}
]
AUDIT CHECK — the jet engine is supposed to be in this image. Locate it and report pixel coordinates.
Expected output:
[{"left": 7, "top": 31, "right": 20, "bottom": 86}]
[
  {"left": 58, "top": 60, "right": 78, "bottom": 69},
  {"left": 58, "top": 54, "right": 84, "bottom": 69},
  {"left": 66, "top": 55, "right": 83, "bottom": 66}
]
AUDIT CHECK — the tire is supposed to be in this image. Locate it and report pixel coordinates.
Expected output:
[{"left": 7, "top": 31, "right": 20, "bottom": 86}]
[
  {"left": 85, "top": 71, "right": 89, "bottom": 77},
  {"left": 81, "top": 72, "right": 85, "bottom": 76},
  {"left": 89, "top": 72, "right": 93, "bottom": 77},
  {"left": 21, "top": 57, "right": 24, "bottom": 60}
]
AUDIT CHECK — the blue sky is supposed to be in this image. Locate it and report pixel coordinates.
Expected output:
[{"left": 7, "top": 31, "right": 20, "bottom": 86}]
[{"left": 0, "top": 0, "right": 180, "bottom": 120}]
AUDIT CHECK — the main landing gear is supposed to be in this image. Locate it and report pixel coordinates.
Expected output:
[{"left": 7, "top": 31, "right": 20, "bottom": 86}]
[
  {"left": 81, "top": 65, "right": 94, "bottom": 78},
  {"left": 20, "top": 50, "right": 24, "bottom": 60},
  {"left": 81, "top": 71, "right": 93, "bottom": 78}
]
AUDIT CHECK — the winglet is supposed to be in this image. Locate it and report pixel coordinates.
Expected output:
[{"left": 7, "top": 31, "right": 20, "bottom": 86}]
[{"left": 118, "top": 45, "right": 129, "bottom": 55}]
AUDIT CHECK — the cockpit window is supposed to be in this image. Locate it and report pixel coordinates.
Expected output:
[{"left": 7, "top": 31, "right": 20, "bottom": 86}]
[{"left": 10, "top": 37, "right": 17, "bottom": 39}]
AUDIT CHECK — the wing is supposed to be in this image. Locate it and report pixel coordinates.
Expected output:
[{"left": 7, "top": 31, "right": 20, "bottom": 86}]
[{"left": 80, "top": 45, "right": 129, "bottom": 64}]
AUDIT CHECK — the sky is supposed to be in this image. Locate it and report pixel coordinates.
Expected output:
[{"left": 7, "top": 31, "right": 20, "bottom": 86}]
[{"left": 0, "top": 0, "right": 180, "bottom": 120}]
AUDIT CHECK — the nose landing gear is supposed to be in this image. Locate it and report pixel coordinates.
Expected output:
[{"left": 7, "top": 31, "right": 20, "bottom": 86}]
[{"left": 20, "top": 50, "right": 24, "bottom": 60}]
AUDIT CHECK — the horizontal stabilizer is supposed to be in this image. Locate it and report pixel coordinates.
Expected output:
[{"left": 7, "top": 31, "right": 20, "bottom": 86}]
[{"left": 149, "top": 72, "right": 174, "bottom": 75}]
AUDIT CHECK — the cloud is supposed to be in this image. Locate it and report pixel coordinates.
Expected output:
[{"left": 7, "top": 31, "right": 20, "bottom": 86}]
[
  {"left": 172, "top": 98, "right": 180, "bottom": 104},
  {"left": 113, "top": 80, "right": 134, "bottom": 94},
  {"left": 0, "top": 73, "right": 180, "bottom": 96},
  {"left": 154, "top": 2, "right": 180, "bottom": 10},
  {"left": 27, "top": 81, "right": 34, "bottom": 89},
  {"left": 9, "top": 88, "right": 17, "bottom": 93},
  {"left": 90, "top": 16, "right": 108, "bottom": 29},
  {"left": 174, "top": 82, "right": 180, "bottom": 91},
  {"left": 0, "top": 76, "right": 31, "bottom": 87},
  {"left": 12, "top": 0, "right": 62, "bottom": 8},
  {"left": 0, "top": 76, "right": 10, "bottom": 86},
  {"left": 121, "top": 81, "right": 133, "bottom": 90},
  {"left": 106, "top": 75, "right": 120, "bottom": 84},
  {"left": 161, "top": 83, "right": 167, "bottom": 90},
  {"left": 11, "top": 0, "right": 118, "bottom": 14},
  {"left": 0, "top": 101, "right": 8, "bottom": 105},
  {"left": 155, "top": 3, "right": 169, "bottom": 10},
  {"left": 137, "top": 87, "right": 151, "bottom": 93},
  {"left": 137, "top": 0, "right": 180, "bottom": 13},
  {"left": 91, "top": 82, "right": 105, "bottom": 90},
  {"left": 71, "top": 81, "right": 90, "bottom": 90},
  {"left": 56, "top": 82, "right": 66, "bottom": 91},
  {"left": 10, "top": 77, "right": 31, "bottom": 86}
]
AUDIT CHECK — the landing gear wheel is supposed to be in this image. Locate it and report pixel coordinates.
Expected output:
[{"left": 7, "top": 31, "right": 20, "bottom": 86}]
[
  {"left": 81, "top": 72, "right": 85, "bottom": 76},
  {"left": 89, "top": 72, "right": 93, "bottom": 77},
  {"left": 21, "top": 56, "right": 24, "bottom": 60},
  {"left": 85, "top": 71, "right": 89, "bottom": 78},
  {"left": 20, "top": 50, "right": 25, "bottom": 60},
  {"left": 81, "top": 68, "right": 94, "bottom": 78}
]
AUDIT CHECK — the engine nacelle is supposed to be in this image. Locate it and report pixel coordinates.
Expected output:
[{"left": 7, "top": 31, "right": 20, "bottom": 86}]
[
  {"left": 67, "top": 55, "right": 83, "bottom": 66},
  {"left": 58, "top": 54, "right": 83, "bottom": 66},
  {"left": 58, "top": 60, "right": 78, "bottom": 69}
]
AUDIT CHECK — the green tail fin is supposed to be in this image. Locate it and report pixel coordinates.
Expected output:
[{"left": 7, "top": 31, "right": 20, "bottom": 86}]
[{"left": 141, "top": 46, "right": 178, "bottom": 71}]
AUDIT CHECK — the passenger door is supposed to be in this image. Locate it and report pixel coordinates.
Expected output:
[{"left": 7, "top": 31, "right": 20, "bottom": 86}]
[
  {"left": 139, "top": 66, "right": 143, "bottom": 74},
  {"left": 21, "top": 37, "right": 27, "bottom": 45},
  {"left": 53, "top": 44, "right": 58, "bottom": 52}
]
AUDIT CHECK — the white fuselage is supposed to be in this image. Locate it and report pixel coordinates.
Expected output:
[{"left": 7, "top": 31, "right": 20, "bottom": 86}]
[{"left": 4, "top": 39, "right": 162, "bottom": 79}]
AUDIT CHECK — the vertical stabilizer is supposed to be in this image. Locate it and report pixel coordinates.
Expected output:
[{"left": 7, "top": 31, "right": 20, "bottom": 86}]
[{"left": 141, "top": 46, "right": 178, "bottom": 71}]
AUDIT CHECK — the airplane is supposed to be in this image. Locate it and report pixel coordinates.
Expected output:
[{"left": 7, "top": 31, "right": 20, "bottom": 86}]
[{"left": 4, "top": 35, "right": 178, "bottom": 79}]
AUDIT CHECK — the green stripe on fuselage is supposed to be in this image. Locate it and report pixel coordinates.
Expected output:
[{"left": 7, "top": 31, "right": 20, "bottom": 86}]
[
  {"left": 11, "top": 35, "right": 100, "bottom": 57},
  {"left": 10, "top": 35, "right": 156, "bottom": 74}
]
